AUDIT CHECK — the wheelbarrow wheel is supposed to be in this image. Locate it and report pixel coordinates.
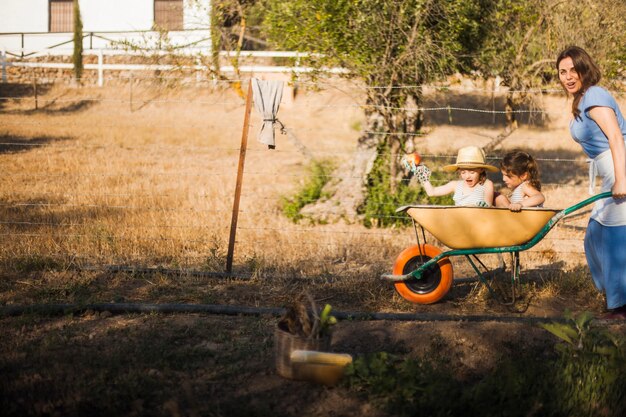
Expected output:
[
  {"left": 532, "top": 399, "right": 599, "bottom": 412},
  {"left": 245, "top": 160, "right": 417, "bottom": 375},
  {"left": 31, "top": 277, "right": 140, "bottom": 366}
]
[{"left": 392, "top": 244, "right": 453, "bottom": 304}]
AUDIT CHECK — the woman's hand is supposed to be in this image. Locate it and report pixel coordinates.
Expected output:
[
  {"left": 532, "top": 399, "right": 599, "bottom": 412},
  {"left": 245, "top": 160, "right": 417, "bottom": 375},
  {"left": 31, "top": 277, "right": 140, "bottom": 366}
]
[{"left": 612, "top": 178, "right": 626, "bottom": 200}]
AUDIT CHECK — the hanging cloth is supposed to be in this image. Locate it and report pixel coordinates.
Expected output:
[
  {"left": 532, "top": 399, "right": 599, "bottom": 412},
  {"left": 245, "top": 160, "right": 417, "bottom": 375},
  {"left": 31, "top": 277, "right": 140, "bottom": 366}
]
[{"left": 251, "top": 78, "right": 284, "bottom": 149}]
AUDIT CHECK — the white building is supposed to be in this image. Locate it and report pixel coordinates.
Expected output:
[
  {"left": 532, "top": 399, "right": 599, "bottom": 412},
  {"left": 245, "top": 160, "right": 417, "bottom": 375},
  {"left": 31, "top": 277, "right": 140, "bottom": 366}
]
[{"left": 0, "top": 0, "right": 212, "bottom": 57}]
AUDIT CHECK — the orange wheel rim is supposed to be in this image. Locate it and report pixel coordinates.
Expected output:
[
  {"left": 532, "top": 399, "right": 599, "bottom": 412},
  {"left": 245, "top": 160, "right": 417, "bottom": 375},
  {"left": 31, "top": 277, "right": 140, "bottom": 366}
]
[{"left": 392, "top": 244, "right": 453, "bottom": 304}]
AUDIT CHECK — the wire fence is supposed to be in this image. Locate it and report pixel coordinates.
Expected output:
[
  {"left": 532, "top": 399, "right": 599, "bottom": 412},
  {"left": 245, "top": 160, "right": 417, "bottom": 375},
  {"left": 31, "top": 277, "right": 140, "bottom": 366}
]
[{"left": 0, "top": 73, "right": 612, "bottom": 280}]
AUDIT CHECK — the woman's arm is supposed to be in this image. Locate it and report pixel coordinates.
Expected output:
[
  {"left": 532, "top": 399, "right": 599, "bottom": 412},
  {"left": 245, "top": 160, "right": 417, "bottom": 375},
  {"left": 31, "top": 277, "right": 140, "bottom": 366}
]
[
  {"left": 422, "top": 180, "right": 457, "bottom": 197},
  {"left": 588, "top": 106, "right": 626, "bottom": 199}
]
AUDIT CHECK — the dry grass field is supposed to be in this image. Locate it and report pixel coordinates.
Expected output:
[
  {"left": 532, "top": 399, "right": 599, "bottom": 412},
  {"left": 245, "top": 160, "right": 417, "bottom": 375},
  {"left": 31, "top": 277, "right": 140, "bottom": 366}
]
[{"left": 1, "top": 76, "right": 625, "bottom": 416}]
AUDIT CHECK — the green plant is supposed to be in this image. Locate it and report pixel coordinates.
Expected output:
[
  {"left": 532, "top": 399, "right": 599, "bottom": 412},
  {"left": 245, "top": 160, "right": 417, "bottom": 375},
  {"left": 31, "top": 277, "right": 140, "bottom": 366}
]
[
  {"left": 344, "top": 352, "right": 463, "bottom": 416},
  {"left": 343, "top": 313, "right": 626, "bottom": 417},
  {"left": 281, "top": 159, "right": 335, "bottom": 222},
  {"left": 318, "top": 303, "right": 337, "bottom": 337},
  {"left": 540, "top": 311, "right": 626, "bottom": 417},
  {"left": 360, "top": 143, "right": 452, "bottom": 228},
  {"left": 277, "top": 294, "right": 337, "bottom": 339},
  {"left": 72, "top": 0, "right": 83, "bottom": 83}
]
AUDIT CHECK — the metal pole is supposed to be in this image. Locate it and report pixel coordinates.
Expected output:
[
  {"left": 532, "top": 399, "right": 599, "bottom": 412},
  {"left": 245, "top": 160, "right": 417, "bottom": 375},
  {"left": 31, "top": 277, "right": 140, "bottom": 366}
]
[{"left": 226, "top": 79, "right": 253, "bottom": 273}]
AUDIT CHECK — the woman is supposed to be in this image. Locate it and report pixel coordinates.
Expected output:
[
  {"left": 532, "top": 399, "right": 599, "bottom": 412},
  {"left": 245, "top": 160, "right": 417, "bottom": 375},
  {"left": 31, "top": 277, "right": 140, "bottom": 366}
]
[{"left": 556, "top": 46, "right": 626, "bottom": 319}]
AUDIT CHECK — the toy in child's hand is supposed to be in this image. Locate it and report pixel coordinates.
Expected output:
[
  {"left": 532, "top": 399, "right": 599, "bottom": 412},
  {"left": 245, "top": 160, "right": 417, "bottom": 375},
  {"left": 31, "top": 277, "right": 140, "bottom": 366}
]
[
  {"left": 402, "top": 152, "right": 431, "bottom": 183},
  {"left": 404, "top": 152, "right": 422, "bottom": 166},
  {"left": 401, "top": 152, "right": 423, "bottom": 174},
  {"left": 413, "top": 164, "right": 431, "bottom": 184}
]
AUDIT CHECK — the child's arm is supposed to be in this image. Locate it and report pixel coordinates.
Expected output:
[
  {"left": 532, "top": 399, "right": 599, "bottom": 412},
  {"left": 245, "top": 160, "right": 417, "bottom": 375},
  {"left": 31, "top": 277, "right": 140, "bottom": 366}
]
[
  {"left": 495, "top": 193, "right": 511, "bottom": 208},
  {"left": 422, "top": 180, "right": 457, "bottom": 197},
  {"left": 520, "top": 183, "right": 545, "bottom": 208},
  {"left": 407, "top": 163, "right": 456, "bottom": 198},
  {"left": 505, "top": 184, "right": 544, "bottom": 212},
  {"left": 483, "top": 180, "right": 495, "bottom": 207}
]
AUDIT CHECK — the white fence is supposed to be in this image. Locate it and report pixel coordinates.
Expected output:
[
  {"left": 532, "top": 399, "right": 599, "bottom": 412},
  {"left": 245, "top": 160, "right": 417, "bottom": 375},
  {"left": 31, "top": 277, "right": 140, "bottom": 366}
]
[
  {"left": 0, "top": 30, "right": 212, "bottom": 58},
  {"left": 0, "top": 47, "right": 347, "bottom": 85}
]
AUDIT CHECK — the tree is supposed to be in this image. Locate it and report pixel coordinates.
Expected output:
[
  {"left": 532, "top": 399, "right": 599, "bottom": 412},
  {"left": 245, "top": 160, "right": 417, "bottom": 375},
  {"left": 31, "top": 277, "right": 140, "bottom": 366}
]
[
  {"left": 475, "top": 0, "right": 626, "bottom": 150},
  {"left": 72, "top": 0, "right": 84, "bottom": 84},
  {"left": 210, "top": 0, "right": 264, "bottom": 95},
  {"left": 263, "top": 0, "right": 484, "bottom": 220}
]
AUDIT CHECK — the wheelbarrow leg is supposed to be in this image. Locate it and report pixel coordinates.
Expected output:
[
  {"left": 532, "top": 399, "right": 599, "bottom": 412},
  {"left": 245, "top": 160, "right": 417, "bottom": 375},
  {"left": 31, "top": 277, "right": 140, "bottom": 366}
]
[
  {"left": 466, "top": 252, "right": 520, "bottom": 306},
  {"left": 465, "top": 255, "right": 499, "bottom": 300},
  {"left": 510, "top": 251, "right": 521, "bottom": 305}
]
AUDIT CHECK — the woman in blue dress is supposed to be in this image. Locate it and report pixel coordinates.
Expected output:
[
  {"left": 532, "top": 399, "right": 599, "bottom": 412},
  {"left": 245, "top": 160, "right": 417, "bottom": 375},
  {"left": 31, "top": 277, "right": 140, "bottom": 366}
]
[{"left": 556, "top": 46, "right": 626, "bottom": 319}]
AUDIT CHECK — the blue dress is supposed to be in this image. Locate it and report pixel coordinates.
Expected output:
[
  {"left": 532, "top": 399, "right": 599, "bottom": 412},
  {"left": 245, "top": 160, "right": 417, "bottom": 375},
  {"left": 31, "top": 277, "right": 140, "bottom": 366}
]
[{"left": 569, "top": 86, "right": 626, "bottom": 309}]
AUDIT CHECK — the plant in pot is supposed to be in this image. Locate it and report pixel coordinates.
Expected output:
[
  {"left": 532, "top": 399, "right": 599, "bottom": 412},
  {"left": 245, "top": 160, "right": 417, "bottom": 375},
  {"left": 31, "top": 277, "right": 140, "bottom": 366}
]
[{"left": 275, "top": 294, "right": 349, "bottom": 384}]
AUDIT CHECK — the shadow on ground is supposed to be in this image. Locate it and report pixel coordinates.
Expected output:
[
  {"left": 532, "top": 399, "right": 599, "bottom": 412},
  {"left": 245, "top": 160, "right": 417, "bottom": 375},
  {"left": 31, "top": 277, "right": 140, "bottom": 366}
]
[{"left": 0, "top": 82, "right": 95, "bottom": 113}]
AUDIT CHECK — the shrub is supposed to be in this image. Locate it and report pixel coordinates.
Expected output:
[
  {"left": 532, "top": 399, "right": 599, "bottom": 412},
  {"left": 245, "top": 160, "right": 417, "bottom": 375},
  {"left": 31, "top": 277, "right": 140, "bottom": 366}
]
[
  {"left": 360, "top": 143, "right": 452, "bottom": 228},
  {"left": 281, "top": 159, "right": 335, "bottom": 222}
]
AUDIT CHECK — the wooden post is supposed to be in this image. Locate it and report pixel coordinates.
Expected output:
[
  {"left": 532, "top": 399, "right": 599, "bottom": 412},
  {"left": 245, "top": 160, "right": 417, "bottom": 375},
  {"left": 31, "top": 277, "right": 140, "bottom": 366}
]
[
  {"left": 97, "top": 49, "right": 103, "bottom": 87},
  {"left": 33, "top": 77, "right": 38, "bottom": 110},
  {"left": 129, "top": 73, "right": 133, "bottom": 112},
  {"left": 1, "top": 50, "right": 6, "bottom": 83},
  {"left": 226, "top": 79, "right": 253, "bottom": 273}
]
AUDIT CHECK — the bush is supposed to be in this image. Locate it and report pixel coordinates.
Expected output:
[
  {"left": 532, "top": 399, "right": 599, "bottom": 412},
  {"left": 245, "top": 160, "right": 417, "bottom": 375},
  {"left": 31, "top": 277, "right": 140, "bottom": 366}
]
[
  {"left": 360, "top": 143, "right": 452, "bottom": 228},
  {"left": 281, "top": 159, "right": 335, "bottom": 222},
  {"left": 541, "top": 311, "right": 626, "bottom": 417}
]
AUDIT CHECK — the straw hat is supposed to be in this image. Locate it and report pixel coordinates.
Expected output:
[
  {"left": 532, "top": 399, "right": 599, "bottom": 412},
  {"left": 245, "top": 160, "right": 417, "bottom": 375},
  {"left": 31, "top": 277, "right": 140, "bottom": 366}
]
[{"left": 442, "top": 146, "right": 498, "bottom": 172}]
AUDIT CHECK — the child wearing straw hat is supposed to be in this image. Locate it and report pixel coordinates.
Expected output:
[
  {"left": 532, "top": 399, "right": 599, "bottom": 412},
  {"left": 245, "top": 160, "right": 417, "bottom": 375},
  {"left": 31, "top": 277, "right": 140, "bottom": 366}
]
[{"left": 403, "top": 145, "right": 498, "bottom": 207}]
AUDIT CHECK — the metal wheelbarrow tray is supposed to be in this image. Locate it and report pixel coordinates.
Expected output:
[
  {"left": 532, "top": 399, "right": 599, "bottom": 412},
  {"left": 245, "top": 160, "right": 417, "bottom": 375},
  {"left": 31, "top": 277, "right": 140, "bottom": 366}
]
[{"left": 381, "top": 192, "right": 611, "bottom": 305}]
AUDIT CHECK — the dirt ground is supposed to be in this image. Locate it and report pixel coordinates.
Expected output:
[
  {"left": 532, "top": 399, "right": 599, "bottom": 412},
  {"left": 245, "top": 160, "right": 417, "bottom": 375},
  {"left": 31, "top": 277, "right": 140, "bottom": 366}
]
[
  {"left": 1, "top": 304, "right": 625, "bottom": 417},
  {"left": 1, "top": 263, "right": 626, "bottom": 416},
  {"left": 2, "top": 77, "right": 626, "bottom": 416}
]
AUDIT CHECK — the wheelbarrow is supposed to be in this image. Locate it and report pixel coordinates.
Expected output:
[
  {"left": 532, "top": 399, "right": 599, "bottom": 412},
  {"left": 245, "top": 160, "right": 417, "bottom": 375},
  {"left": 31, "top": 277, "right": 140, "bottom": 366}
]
[{"left": 381, "top": 192, "right": 612, "bottom": 305}]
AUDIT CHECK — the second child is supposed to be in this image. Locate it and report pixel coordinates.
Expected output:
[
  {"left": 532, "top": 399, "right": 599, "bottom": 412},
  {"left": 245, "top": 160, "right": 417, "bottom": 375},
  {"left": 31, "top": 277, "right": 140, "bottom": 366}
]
[{"left": 495, "top": 150, "right": 545, "bottom": 211}]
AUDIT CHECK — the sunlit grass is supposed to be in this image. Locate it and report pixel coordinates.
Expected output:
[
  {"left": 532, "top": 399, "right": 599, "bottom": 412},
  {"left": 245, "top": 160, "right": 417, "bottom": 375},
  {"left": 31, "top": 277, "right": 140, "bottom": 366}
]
[{"left": 0, "top": 80, "right": 604, "bottom": 311}]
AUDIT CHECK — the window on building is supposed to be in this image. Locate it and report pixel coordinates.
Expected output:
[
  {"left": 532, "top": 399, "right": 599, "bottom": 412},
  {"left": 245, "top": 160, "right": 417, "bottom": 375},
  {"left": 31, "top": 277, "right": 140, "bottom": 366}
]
[
  {"left": 49, "top": 0, "right": 73, "bottom": 33},
  {"left": 154, "top": 0, "right": 184, "bottom": 31}
]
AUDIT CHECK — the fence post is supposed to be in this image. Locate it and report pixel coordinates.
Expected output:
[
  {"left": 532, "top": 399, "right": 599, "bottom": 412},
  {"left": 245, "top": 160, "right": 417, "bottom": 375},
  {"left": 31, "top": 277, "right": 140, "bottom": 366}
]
[
  {"left": 226, "top": 79, "right": 253, "bottom": 273},
  {"left": 97, "top": 49, "right": 103, "bottom": 87},
  {"left": 33, "top": 76, "right": 38, "bottom": 110},
  {"left": 1, "top": 50, "right": 6, "bottom": 83},
  {"left": 129, "top": 73, "right": 133, "bottom": 112}
]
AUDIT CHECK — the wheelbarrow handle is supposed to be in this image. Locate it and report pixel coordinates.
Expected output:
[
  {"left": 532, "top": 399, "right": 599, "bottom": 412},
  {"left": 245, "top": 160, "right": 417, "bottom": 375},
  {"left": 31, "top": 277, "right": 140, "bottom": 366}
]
[{"left": 562, "top": 191, "right": 612, "bottom": 217}]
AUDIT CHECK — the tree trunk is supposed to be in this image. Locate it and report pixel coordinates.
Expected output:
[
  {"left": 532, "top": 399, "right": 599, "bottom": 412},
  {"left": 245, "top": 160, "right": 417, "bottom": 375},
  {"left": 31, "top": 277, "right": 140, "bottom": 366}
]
[
  {"left": 300, "top": 88, "right": 423, "bottom": 222},
  {"left": 299, "top": 130, "right": 379, "bottom": 223}
]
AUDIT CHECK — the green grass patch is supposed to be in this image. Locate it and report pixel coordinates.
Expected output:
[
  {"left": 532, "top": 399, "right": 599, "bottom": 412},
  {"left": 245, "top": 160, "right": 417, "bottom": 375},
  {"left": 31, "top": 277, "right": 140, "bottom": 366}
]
[{"left": 281, "top": 159, "right": 335, "bottom": 222}]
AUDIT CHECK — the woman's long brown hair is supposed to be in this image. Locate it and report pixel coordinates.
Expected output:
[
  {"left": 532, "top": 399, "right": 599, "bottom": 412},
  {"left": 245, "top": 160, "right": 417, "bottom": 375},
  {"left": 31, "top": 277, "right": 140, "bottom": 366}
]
[{"left": 556, "top": 46, "right": 602, "bottom": 120}]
